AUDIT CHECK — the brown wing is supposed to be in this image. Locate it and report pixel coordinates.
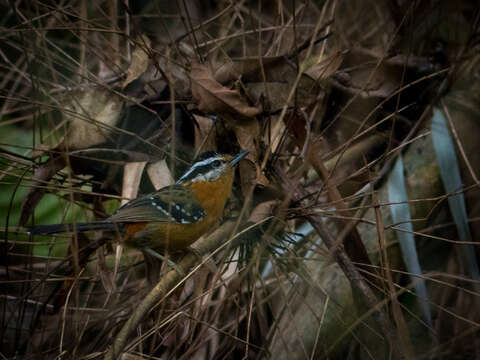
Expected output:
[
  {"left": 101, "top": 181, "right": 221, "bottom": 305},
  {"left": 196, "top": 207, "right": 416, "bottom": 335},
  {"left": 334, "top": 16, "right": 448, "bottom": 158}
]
[{"left": 106, "top": 185, "right": 206, "bottom": 224}]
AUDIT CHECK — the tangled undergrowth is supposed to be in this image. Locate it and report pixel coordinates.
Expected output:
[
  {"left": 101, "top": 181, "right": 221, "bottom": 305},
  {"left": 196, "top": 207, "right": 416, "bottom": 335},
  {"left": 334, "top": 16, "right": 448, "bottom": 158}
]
[{"left": 1, "top": 1, "right": 480, "bottom": 359}]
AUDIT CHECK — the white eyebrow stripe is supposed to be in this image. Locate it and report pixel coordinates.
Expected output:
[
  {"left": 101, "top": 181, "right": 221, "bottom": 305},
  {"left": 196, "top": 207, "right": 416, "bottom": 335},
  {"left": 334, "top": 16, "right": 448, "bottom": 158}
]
[{"left": 177, "top": 155, "right": 223, "bottom": 182}]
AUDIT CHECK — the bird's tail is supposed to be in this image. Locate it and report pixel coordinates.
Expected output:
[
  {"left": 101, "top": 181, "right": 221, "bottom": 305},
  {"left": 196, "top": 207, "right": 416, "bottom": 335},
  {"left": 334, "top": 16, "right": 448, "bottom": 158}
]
[{"left": 29, "top": 222, "right": 117, "bottom": 235}]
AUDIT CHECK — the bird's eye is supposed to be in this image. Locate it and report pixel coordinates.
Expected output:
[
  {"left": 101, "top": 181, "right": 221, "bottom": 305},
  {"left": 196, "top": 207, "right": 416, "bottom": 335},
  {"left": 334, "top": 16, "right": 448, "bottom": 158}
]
[{"left": 212, "top": 160, "right": 221, "bottom": 167}]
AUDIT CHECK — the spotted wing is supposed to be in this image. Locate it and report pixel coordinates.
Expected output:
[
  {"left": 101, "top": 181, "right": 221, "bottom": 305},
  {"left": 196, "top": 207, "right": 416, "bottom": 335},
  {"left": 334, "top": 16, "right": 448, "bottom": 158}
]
[{"left": 107, "top": 185, "right": 205, "bottom": 224}]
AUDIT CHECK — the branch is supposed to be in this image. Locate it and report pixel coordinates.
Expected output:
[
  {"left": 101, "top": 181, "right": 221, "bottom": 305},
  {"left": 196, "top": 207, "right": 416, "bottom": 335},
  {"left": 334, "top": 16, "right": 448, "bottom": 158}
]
[{"left": 104, "top": 221, "right": 236, "bottom": 360}]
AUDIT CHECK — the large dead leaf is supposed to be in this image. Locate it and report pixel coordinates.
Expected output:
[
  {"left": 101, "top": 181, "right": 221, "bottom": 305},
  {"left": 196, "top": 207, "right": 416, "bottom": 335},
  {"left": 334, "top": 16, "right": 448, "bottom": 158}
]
[
  {"left": 193, "top": 114, "right": 217, "bottom": 152},
  {"left": 122, "top": 161, "right": 146, "bottom": 205},
  {"left": 233, "top": 119, "right": 269, "bottom": 189},
  {"left": 190, "top": 63, "right": 262, "bottom": 118},
  {"left": 124, "top": 42, "right": 191, "bottom": 101},
  {"left": 303, "top": 51, "right": 344, "bottom": 82},
  {"left": 246, "top": 82, "right": 290, "bottom": 112},
  {"left": 233, "top": 120, "right": 259, "bottom": 156},
  {"left": 213, "top": 56, "right": 283, "bottom": 83},
  {"left": 147, "top": 159, "right": 174, "bottom": 190},
  {"left": 238, "top": 159, "right": 259, "bottom": 194},
  {"left": 122, "top": 34, "right": 151, "bottom": 89},
  {"left": 62, "top": 88, "right": 124, "bottom": 150}
]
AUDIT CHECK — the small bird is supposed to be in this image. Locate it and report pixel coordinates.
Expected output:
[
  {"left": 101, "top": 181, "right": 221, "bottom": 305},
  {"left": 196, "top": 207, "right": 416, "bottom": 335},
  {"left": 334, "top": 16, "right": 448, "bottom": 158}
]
[{"left": 30, "top": 150, "right": 249, "bottom": 253}]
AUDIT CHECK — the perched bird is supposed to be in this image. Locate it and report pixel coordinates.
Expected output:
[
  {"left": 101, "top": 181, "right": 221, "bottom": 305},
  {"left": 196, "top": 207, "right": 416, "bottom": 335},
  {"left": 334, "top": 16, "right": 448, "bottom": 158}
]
[{"left": 30, "top": 150, "right": 249, "bottom": 253}]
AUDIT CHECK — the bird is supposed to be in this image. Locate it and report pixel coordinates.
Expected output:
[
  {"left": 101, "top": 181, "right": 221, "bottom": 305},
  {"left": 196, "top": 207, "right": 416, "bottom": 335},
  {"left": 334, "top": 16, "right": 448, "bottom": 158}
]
[{"left": 29, "top": 150, "right": 249, "bottom": 253}]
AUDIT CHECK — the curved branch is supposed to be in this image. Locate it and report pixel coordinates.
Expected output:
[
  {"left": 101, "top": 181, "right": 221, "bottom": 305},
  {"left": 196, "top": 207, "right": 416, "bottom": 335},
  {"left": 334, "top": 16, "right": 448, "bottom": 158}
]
[{"left": 104, "top": 221, "right": 236, "bottom": 360}]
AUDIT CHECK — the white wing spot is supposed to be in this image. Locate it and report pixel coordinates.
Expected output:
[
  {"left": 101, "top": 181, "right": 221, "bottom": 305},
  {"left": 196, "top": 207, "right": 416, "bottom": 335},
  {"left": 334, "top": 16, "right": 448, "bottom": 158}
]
[{"left": 156, "top": 205, "right": 170, "bottom": 216}]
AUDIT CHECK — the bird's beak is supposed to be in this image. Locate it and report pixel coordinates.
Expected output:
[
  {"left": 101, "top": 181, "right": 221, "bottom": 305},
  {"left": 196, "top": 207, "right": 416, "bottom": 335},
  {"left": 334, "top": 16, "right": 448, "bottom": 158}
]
[{"left": 229, "top": 150, "right": 250, "bottom": 166}]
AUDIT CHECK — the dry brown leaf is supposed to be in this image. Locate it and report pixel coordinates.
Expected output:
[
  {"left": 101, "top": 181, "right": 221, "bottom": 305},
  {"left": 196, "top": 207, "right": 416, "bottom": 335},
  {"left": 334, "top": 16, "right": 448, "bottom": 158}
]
[
  {"left": 233, "top": 119, "right": 268, "bottom": 188},
  {"left": 125, "top": 42, "right": 190, "bottom": 100},
  {"left": 190, "top": 63, "right": 262, "bottom": 118},
  {"left": 233, "top": 120, "right": 259, "bottom": 156},
  {"left": 304, "top": 51, "right": 344, "bottom": 82},
  {"left": 249, "top": 200, "right": 278, "bottom": 224},
  {"left": 238, "top": 159, "right": 258, "bottom": 195},
  {"left": 193, "top": 114, "right": 217, "bottom": 153},
  {"left": 214, "top": 58, "right": 264, "bottom": 83},
  {"left": 122, "top": 34, "right": 151, "bottom": 89},
  {"left": 213, "top": 57, "right": 282, "bottom": 83},
  {"left": 246, "top": 82, "right": 290, "bottom": 112},
  {"left": 122, "top": 161, "right": 146, "bottom": 205},
  {"left": 237, "top": 56, "right": 322, "bottom": 110},
  {"left": 159, "top": 46, "right": 191, "bottom": 98},
  {"left": 62, "top": 88, "right": 124, "bottom": 150},
  {"left": 147, "top": 159, "right": 174, "bottom": 190},
  {"left": 330, "top": 51, "right": 401, "bottom": 99}
]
